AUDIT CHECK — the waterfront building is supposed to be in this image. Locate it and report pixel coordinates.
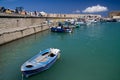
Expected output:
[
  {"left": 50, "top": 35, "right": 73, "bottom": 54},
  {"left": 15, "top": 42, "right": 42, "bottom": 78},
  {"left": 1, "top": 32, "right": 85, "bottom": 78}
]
[{"left": 109, "top": 11, "right": 120, "bottom": 19}]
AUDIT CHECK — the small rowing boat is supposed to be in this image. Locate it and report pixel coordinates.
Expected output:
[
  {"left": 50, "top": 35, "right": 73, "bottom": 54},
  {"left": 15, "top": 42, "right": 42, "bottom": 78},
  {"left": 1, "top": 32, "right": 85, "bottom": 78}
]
[{"left": 21, "top": 48, "right": 60, "bottom": 77}]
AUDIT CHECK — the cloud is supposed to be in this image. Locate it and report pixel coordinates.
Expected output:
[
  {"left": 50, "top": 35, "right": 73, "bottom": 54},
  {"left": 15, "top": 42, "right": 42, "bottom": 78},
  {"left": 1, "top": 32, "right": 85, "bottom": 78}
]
[
  {"left": 82, "top": 5, "right": 108, "bottom": 13},
  {"left": 73, "top": 10, "right": 80, "bottom": 13}
]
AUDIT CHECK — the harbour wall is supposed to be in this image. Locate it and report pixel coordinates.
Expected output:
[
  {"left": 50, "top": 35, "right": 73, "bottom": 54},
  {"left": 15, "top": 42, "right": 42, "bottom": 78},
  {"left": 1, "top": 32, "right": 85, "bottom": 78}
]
[
  {"left": 0, "top": 16, "right": 66, "bottom": 45},
  {"left": 0, "top": 13, "right": 101, "bottom": 45}
]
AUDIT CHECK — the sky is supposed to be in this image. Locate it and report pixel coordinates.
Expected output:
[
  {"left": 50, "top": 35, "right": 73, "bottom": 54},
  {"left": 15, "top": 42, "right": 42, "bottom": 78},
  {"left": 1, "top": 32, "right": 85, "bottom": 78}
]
[{"left": 0, "top": 0, "right": 120, "bottom": 17}]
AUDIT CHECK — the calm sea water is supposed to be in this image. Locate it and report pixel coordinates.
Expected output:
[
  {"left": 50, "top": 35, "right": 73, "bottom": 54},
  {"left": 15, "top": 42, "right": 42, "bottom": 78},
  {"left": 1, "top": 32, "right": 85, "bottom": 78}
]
[{"left": 0, "top": 22, "right": 120, "bottom": 80}]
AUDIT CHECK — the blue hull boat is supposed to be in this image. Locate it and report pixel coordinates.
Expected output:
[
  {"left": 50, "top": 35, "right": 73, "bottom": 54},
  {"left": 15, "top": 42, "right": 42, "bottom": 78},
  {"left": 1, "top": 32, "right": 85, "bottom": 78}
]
[
  {"left": 21, "top": 48, "right": 60, "bottom": 77},
  {"left": 51, "top": 27, "right": 72, "bottom": 33}
]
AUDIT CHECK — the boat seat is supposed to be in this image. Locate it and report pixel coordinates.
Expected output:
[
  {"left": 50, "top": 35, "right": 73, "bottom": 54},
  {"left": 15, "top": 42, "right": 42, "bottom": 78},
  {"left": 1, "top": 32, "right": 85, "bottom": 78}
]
[{"left": 35, "top": 53, "right": 49, "bottom": 63}]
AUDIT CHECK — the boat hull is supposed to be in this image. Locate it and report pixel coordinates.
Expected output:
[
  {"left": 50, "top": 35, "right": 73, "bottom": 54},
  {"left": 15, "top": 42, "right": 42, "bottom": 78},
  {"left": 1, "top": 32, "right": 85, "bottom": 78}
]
[
  {"left": 51, "top": 27, "right": 72, "bottom": 33},
  {"left": 22, "top": 54, "right": 58, "bottom": 77},
  {"left": 51, "top": 27, "right": 65, "bottom": 32}
]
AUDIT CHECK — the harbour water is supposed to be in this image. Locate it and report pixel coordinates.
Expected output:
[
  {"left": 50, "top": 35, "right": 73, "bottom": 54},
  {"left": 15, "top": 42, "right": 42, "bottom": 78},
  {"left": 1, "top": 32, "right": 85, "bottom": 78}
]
[{"left": 0, "top": 22, "right": 120, "bottom": 80}]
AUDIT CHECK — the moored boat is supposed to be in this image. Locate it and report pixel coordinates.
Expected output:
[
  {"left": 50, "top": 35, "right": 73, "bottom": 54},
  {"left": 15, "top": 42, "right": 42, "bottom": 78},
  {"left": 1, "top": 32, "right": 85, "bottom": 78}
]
[
  {"left": 51, "top": 26, "right": 72, "bottom": 33},
  {"left": 75, "top": 24, "right": 80, "bottom": 28},
  {"left": 75, "top": 21, "right": 86, "bottom": 26},
  {"left": 21, "top": 48, "right": 60, "bottom": 77}
]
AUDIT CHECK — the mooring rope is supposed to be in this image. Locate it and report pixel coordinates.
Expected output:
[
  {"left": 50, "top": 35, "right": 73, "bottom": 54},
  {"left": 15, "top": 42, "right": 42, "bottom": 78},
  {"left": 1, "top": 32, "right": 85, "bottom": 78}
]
[{"left": 22, "top": 74, "right": 24, "bottom": 80}]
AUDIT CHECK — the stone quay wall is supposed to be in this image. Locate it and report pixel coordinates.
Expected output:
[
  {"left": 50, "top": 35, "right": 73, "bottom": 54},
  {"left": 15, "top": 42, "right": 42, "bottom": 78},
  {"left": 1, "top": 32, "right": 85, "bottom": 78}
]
[
  {"left": 0, "top": 13, "right": 101, "bottom": 45},
  {"left": 0, "top": 16, "right": 50, "bottom": 45}
]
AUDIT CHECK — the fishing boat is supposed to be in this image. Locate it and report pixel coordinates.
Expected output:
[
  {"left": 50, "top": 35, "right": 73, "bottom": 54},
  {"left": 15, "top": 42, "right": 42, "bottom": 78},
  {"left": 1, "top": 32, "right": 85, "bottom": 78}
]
[
  {"left": 50, "top": 22, "right": 72, "bottom": 33},
  {"left": 51, "top": 26, "right": 72, "bottom": 33},
  {"left": 21, "top": 48, "right": 60, "bottom": 77},
  {"left": 75, "top": 24, "right": 80, "bottom": 28},
  {"left": 75, "top": 21, "right": 86, "bottom": 26}
]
